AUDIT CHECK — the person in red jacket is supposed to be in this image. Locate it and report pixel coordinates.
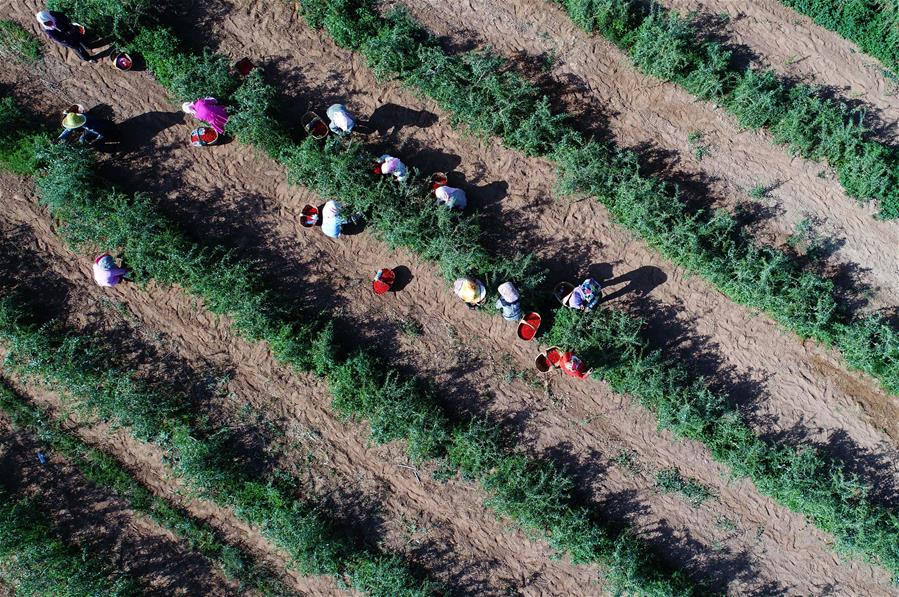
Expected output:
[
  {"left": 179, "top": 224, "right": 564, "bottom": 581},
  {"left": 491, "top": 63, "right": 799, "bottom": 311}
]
[{"left": 560, "top": 351, "right": 590, "bottom": 379}]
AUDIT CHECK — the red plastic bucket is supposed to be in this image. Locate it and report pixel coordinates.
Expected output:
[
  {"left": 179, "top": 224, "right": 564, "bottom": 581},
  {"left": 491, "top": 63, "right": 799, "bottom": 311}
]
[
  {"left": 372, "top": 268, "right": 396, "bottom": 295},
  {"left": 190, "top": 127, "right": 219, "bottom": 146},
  {"left": 113, "top": 52, "right": 132, "bottom": 70},
  {"left": 300, "top": 205, "right": 319, "bottom": 227},
  {"left": 535, "top": 353, "right": 551, "bottom": 372},
  {"left": 517, "top": 312, "right": 541, "bottom": 341},
  {"left": 546, "top": 347, "right": 562, "bottom": 368}
]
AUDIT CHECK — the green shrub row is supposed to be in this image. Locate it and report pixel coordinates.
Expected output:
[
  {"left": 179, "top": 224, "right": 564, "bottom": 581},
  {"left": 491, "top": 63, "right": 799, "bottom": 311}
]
[
  {"left": 778, "top": 0, "right": 898, "bottom": 76},
  {"left": 0, "top": 20, "right": 42, "bottom": 64},
  {"left": 47, "top": 0, "right": 158, "bottom": 40},
  {"left": 0, "top": 380, "right": 298, "bottom": 597},
  {"left": 292, "top": 0, "right": 899, "bottom": 398},
  {"left": 545, "top": 306, "right": 899, "bottom": 581},
  {"left": 548, "top": 0, "right": 899, "bottom": 218},
  {"left": 0, "top": 97, "right": 45, "bottom": 174},
  {"left": 59, "top": 12, "right": 899, "bottom": 583},
  {"left": 0, "top": 486, "right": 137, "bottom": 596},
  {"left": 0, "top": 92, "right": 697, "bottom": 593},
  {"left": 0, "top": 292, "right": 436, "bottom": 597}
]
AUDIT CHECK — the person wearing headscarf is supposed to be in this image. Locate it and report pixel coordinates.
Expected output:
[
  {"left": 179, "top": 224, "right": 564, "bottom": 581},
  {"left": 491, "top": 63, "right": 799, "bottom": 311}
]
[
  {"left": 454, "top": 277, "right": 487, "bottom": 309},
  {"left": 35, "top": 10, "right": 92, "bottom": 61},
  {"left": 182, "top": 98, "right": 229, "bottom": 134},
  {"left": 564, "top": 278, "right": 602, "bottom": 311},
  {"left": 495, "top": 281, "right": 522, "bottom": 321},
  {"left": 321, "top": 200, "right": 346, "bottom": 239},
  {"left": 326, "top": 104, "right": 355, "bottom": 137},
  {"left": 376, "top": 154, "right": 409, "bottom": 182},
  {"left": 560, "top": 351, "right": 590, "bottom": 379},
  {"left": 434, "top": 185, "right": 467, "bottom": 210},
  {"left": 56, "top": 109, "right": 117, "bottom": 145},
  {"left": 92, "top": 254, "right": 129, "bottom": 287}
]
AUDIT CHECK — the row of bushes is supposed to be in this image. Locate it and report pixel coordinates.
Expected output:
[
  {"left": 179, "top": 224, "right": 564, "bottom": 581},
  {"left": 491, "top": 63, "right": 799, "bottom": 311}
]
[
  {"left": 0, "top": 90, "right": 697, "bottom": 593},
  {"left": 0, "top": 486, "right": 137, "bottom": 595},
  {"left": 0, "top": 380, "right": 296, "bottom": 596},
  {"left": 96, "top": 15, "right": 899, "bottom": 583},
  {"left": 292, "top": 0, "right": 899, "bottom": 398},
  {"left": 549, "top": 0, "right": 899, "bottom": 218},
  {"left": 0, "top": 291, "right": 437, "bottom": 597},
  {"left": 778, "top": 0, "right": 899, "bottom": 75}
]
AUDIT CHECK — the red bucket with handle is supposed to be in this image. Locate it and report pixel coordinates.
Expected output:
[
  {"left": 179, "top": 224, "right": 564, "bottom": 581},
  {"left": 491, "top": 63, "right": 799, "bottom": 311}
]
[
  {"left": 517, "top": 312, "right": 541, "bottom": 341},
  {"left": 300, "top": 205, "right": 319, "bottom": 227},
  {"left": 372, "top": 268, "right": 396, "bottom": 295}
]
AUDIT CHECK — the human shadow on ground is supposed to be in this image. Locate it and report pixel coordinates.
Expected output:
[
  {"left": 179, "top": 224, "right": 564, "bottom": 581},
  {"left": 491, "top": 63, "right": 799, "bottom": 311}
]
[
  {"left": 596, "top": 264, "right": 668, "bottom": 304},
  {"left": 368, "top": 103, "right": 439, "bottom": 136},
  {"left": 118, "top": 110, "right": 185, "bottom": 150}
]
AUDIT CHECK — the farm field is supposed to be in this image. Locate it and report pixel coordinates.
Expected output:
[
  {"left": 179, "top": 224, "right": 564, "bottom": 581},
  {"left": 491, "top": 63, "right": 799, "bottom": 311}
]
[{"left": 1, "top": 0, "right": 898, "bottom": 595}]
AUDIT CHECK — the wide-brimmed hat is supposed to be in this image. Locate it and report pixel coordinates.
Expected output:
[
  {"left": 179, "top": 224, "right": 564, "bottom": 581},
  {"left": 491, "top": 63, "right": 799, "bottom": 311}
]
[
  {"left": 35, "top": 11, "right": 55, "bottom": 29},
  {"left": 181, "top": 101, "right": 196, "bottom": 114},
  {"left": 62, "top": 112, "right": 87, "bottom": 129},
  {"left": 454, "top": 277, "right": 486, "bottom": 303}
]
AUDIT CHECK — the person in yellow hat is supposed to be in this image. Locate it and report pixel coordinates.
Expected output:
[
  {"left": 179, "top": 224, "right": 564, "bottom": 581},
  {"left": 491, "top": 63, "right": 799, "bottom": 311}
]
[
  {"left": 453, "top": 276, "right": 487, "bottom": 309},
  {"left": 57, "top": 109, "right": 117, "bottom": 146}
]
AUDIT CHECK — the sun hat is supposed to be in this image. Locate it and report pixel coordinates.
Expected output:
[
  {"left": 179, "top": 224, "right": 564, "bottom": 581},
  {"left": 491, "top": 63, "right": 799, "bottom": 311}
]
[
  {"left": 95, "top": 254, "right": 115, "bottom": 270},
  {"left": 35, "top": 11, "right": 55, "bottom": 29},
  {"left": 498, "top": 281, "right": 519, "bottom": 303},
  {"left": 62, "top": 112, "right": 87, "bottom": 129},
  {"left": 331, "top": 109, "right": 354, "bottom": 132},
  {"left": 454, "top": 277, "right": 486, "bottom": 304},
  {"left": 181, "top": 101, "right": 196, "bottom": 115}
]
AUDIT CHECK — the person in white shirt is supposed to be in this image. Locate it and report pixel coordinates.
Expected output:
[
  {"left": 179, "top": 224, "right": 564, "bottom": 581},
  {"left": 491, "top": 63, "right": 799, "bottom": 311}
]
[
  {"left": 326, "top": 104, "right": 355, "bottom": 136},
  {"left": 376, "top": 154, "right": 409, "bottom": 182},
  {"left": 434, "top": 185, "right": 467, "bottom": 210}
]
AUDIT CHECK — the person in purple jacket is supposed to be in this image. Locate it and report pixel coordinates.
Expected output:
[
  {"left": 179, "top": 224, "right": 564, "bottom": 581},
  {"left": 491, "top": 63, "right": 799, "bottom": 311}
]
[
  {"left": 35, "top": 10, "right": 93, "bottom": 62},
  {"left": 93, "top": 254, "right": 129, "bottom": 287}
]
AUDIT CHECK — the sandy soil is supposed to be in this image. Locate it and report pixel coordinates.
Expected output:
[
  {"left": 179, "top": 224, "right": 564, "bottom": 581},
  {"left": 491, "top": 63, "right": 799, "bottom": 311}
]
[
  {"left": 397, "top": 0, "right": 899, "bottom": 308},
  {"left": 1, "top": 0, "right": 898, "bottom": 594},
  {"left": 0, "top": 412, "right": 238, "bottom": 595}
]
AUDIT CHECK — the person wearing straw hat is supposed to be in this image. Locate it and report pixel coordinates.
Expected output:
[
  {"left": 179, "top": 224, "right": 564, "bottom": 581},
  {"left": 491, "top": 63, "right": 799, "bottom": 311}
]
[
  {"left": 434, "top": 184, "right": 467, "bottom": 210},
  {"left": 92, "top": 254, "right": 129, "bottom": 287},
  {"left": 56, "top": 110, "right": 117, "bottom": 145},
  {"left": 182, "top": 98, "right": 229, "bottom": 134},
  {"left": 35, "top": 10, "right": 93, "bottom": 62},
  {"left": 326, "top": 104, "right": 355, "bottom": 137},
  {"left": 495, "top": 281, "right": 522, "bottom": 321},
  {"left": 454, "top": 277, "right": 487, "bottom": 309},
  {"left": 376, "top": 154, "right": 409, "bottom": 182}
]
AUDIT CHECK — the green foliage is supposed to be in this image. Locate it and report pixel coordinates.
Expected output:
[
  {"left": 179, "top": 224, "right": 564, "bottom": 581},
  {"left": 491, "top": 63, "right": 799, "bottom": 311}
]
[
  {"left": 0, "top": 382, "right": 296, "bottom": 596},
  {"left": 655, "top": 468, "right": 715, "bottom": 506},
  {"left": 0, "top": 487, "right": 137, "bottom": 596},
  {"left": 779, "top": 0, "right": 899, "bottom": 75},
  {"left": 0, "top": 20, "right": 42, "bottom": 63},
  {"left": 47, "top": 0, "right": 156, "bottom": 40},
  {"left": 0, "top": 97, "right": 47, "bottom": 174}
]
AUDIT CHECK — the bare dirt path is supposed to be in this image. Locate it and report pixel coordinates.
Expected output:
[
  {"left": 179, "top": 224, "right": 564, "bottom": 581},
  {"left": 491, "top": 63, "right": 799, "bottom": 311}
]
[
  {"left": 2, "top": 1, "right": 896, "bottom": 592},
  {"left": 0, "top": 412, "right": 238, "bottom": 596},
  {"left": 402, "top": 0, "right": 899, "bottom": 307},
  {"left": 660, "top": 0, "right": 899, "bottom": 136}
]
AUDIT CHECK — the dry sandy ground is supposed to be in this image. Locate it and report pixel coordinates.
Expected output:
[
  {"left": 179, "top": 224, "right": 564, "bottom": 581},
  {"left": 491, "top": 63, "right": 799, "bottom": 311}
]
[
  {"left": 1, "top": 0, "right": 897, "bottom": 594},
  {"left": 0, "top": 411, "right": 238, "bottom": 595}
]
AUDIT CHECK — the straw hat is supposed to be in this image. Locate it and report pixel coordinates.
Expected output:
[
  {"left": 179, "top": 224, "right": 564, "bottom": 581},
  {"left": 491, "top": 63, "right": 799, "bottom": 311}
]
[
  {"left": 454, "top": 277, "right": 486, "bottom": 304},
  {"left": 62, "top": 112, "right": 87, "bottom": 129},
  {"left": 498, "top": 281, "right": 519, "bottom": 303}
]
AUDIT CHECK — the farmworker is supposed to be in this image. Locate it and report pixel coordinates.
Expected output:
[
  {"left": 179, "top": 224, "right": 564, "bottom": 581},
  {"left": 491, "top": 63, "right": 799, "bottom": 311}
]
[
  {"left": 563, "top": 278, "right": 602, "bottom": 311},
  {"left": 326, "top": 103, "right": 355, "bottom": 137},
  {"left": 57, "top": 110, "right": 118, "bottom": 146},
  {"left": 182, "top": 98, "right": 229, "bottom": 134},
  {"left": 434, "top": 184, "right": 467, "bottom": 210},
  {"left": 454, "top": 276, "right": 487, "bottom": 309},
  {"left": 495, "top": 281, "right": 522, "bottom": 321},
  {"left": 35, "top": 10, "right": 93, "bottom": 62},
  {"left": 321, "top": 200, "right": 346, "bottom": 239},
  {"left": 376, "top": 154, "right": 409, "bottom": 182},
  {"left": 93, "top": 254, "right": 129, "bottom": 287},
  {"left": 560, "top": 351, "right": 590, "bottom": 379}
]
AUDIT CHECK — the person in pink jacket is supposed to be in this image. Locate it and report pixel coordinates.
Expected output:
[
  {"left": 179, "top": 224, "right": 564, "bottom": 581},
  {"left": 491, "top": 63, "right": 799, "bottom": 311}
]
[
  {"left": 182, "top": 98, "right": 229, "bottom": 134},
  {"left": 93, "top": 254, "right": 129, "bottom": 287}
]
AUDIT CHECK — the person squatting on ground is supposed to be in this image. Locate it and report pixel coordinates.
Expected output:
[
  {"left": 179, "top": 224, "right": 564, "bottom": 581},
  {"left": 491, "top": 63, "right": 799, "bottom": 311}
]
[
  {"left": 495, "top": 281, "right": 522, "bottom": 321},
  {"left": 454, "top": 277, "right": 487, "bottom": 309},
  {"left": 57, "top": 110, "right": 117, "bottom": 146},
  {"left": 560, "top": 351, "right": 590, "bottom": 379},
  {"left": 564, "top": 278, "right": 602, "bottom": 310},
  {"left": 35, "top": 10, "right": 93, "bottom": 61},
  {"left": 321, "top": 200, "right": 346, "bottom": 239},
  {"left": 326, "top": 104, "right": 355, "bottom": 137},
  {"left": 434, "top": 184, "right": 467, "bottom": 210},
  {"left": 376, "top": 155, "right": 409, "bottom": 182},
  {"left": 182, "top": 98, "right": 229, "bottom": 134},
  {"left": 93, "top": 254, "right": 129, "bottom": 287}
]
